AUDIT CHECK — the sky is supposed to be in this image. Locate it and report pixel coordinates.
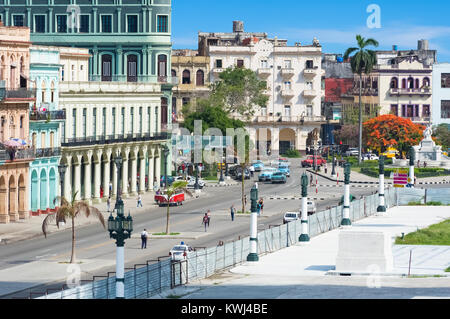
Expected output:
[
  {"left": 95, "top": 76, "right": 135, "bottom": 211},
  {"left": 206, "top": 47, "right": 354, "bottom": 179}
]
[{"left": 172, "top": 0, "right": 450, "bottom": 62}]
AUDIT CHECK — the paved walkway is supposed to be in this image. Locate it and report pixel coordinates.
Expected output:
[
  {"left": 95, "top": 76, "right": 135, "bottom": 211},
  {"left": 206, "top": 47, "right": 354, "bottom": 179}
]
[{"left": 157, "top": 206, "right": 450, "bottom": 299}]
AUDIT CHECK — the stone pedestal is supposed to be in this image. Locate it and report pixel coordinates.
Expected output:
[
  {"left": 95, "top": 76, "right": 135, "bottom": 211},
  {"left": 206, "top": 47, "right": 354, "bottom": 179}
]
[{"left": 336, "top": 230, "right": 393, "bottom": 273}]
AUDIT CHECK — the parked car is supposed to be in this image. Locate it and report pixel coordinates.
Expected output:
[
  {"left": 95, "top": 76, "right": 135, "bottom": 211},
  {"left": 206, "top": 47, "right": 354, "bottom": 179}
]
[
  {"left": 381, "top": 147, "right": 399, "bottom": 159},
  {"left": 271, "top": 172, "right": 287, "bottom": 184},
  {"left": 345, "top": 148, "right": 359, "bottom": 157},
  {"left": 283, "top": 212, "right": 300, "bottom": 224},
  {"left": 169, "top": 242, "right": 194, "bottom": 261},
  {"left": 271, "top": 158, "right": 290, "bottom": 167},
  {"left": 160, "top": 175, "right": 175, "bottom": 187},
  {"left": 154, "top": 191, "right": 185, "bottom": 207},
  {"left": 259, "top": 168, "right": 277, "bottom": 182},
  {"left": 186, "top": 178, "right": 206, "bottom": 189},
  {"left": 235, "top": 167, "right": 251, "bottom": 180},
  {"left": 301, "top": 155, "right": 327, "bottom": 168},
  {"left": 252, "top": 160, "right": 265, "bottom": 172},
  {"left": 228, "top": 165, "right": 240, "bottom": 177},
  {"left": 278, "top": 164, "right": 290, "bottom": 177}
]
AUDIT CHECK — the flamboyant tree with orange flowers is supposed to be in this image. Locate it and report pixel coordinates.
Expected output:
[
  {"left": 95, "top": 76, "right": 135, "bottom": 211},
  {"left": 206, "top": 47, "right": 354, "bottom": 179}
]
[{"left": 363, "top": 115, "right": 425, "bottom": 155}]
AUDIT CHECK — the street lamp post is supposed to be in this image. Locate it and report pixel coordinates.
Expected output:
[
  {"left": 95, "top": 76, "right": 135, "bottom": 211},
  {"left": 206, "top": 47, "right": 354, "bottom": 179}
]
[
  {"left": 341, "top": 163, "right": 352, "bottom": 227},
  {"left": 331, "top": 148, "right": 337, "bottom": 178},
  {"left": 194, "top": 163, "right": 200, "bottom": 191},
  {"left": 247, "top": 184, "right": 259, "bottom": 262},
  {"left": 377, "top": 155, "right": 387, "bottom": 214},
  {"left": 58, "top": 163, "right": 67, "bottom": 226},
  {"left": 163, "top": 145, "right": 170, "bottom": 190},
  {"left": 409, "top": 147, "right": 415, "bottom": 188},
  {"left": 299, "top": 173, "right": 310, "bottom": 243}
]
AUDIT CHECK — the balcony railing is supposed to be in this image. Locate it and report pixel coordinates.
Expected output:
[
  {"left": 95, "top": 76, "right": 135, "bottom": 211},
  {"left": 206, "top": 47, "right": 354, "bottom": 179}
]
[
  {"left": 0, "top": 87, "right": 36, "bottom": 100},
  {"left": 4, "top": 148, "right": 36, "bottom": 161},
  {"left": 35, "top": 147, "right": 61, "bottom": 158},
  {"left": 30, "top": 110, "right": 66, "bottom": 121},
  {"left": 389, "top": 88, "right": 431, "bottom": 95},
  {"left": 87, "top": 75, "right": 179, "bottom": 85},
  {"left": 61, "top": 132, "right": 171, "bottom": 147}
]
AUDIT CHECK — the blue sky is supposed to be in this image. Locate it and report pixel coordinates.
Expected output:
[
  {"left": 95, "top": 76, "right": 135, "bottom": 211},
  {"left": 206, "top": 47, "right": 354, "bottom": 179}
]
[{"left": 172, "top": 0, "right": 450, "bottom": 62}]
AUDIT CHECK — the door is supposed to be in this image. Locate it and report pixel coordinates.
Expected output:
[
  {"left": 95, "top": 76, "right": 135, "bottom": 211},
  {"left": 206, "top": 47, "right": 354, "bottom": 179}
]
[
  {"left": 158, "top": 55, "right": 167, "bottom": 82},
  {"left": 127, "top": 55, "right": 137, "bottom": 82},
  {"left": 161, "top": 97, "right": 168, "bottom": 129},
  {"left": 101, "top": 54, "right": 112, "bottom": 81}
]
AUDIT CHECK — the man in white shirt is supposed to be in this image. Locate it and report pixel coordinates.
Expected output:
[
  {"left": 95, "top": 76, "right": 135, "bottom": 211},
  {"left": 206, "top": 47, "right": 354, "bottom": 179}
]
[{"left": 141, "top": 229, "right": 148, "bottom": 249}]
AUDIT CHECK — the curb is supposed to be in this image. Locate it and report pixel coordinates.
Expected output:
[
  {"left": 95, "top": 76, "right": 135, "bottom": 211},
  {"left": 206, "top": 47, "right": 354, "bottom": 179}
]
[{"left": 268, "top": 196, "right": 331, "bottom": 201}]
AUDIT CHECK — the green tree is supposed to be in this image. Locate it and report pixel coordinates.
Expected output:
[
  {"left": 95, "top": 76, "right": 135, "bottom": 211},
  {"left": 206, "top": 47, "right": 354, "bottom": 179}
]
[
  {"left": 210, "top": 67, "right": 268, "bottom": 120},
  {"left": 162, "top": 181, "right": 192, "bottom": 235},
  {"left": 433, "top": 124, "right": 450, "bottom": 150},
  {"left": 42, "top": 193, "right": 105, "bottom": 264},
  {"left": 344, "top": 35, "right": 379, "bottom": 164}
]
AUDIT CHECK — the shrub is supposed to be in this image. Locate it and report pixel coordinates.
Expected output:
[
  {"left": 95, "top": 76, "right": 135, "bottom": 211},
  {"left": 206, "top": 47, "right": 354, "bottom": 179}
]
[{"left": 283, "top": 149, "right": 301, "bottom": 158}]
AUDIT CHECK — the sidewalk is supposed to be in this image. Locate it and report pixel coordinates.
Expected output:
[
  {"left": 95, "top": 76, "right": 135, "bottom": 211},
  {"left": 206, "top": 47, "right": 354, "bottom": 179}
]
[{"left": 164, "top": 206, "right": 450, "bottom": 299}]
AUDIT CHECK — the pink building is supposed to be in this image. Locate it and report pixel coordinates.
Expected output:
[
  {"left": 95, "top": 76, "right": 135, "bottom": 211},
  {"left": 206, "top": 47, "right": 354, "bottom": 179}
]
[{"left": 0, "top": 21, "right": 35, "bottom": 223}]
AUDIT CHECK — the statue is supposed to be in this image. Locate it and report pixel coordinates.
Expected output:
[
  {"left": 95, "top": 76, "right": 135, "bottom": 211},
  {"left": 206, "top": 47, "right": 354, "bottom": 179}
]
[{"left": 423, "top": 126, "right": 432, "bottom": 140}]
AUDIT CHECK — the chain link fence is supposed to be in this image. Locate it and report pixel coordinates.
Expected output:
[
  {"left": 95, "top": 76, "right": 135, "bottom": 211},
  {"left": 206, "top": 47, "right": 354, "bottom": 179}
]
[{"left": 38, "top": 187, "right": 398, "bottom": 299}]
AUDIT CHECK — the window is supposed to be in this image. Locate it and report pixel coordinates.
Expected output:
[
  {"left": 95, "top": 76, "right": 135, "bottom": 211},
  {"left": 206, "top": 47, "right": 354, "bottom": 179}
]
[
  {"left": 112, "top": 108, "right": 116, "bottom": 136},
  {"left": 101, "top": 15, "right": 112, "bottom": 33},
  {"left": 13, "top": 15, "right": 24, "bottom": 27},
  {"left": 237, "top": 59, "right": 244, "bottom": 68},
  {"left": 306, "top": 60, "right": 314, "bottom": 69},
  {"left": 102, "top": 108, "right": 106, "bottom": 136},
  {"left": 284, "top": 60, "right": 292, "bottom": 69},
  {"left": 306, "top": 81, "right": 313, "bottom": 90},
  {"left": 121, "top": 108, "right": 125, "bottom": 135},
  {"left": 92, "top": 108, "right": 97, "bottom": 138},
  {"left": 261, "top": 107, "right": 267, "bottom": 116},
  {"left": 127, "top": 55, "right": 138, "bottom": 82},
  {"left": 41, "top": 132, "right": 46, "bottom": 149},
  {"left": 61, "top": 66, "right": 64, "bottom": 81},
  {"left": 157, "top": 15, "right": 168, "bottom": 32},
  {"left": 442, "top": 101, "right": 450, "bottom": 119},
  {"left": 182, "top": 97, "right": 190, "bottom": 106},
  {"left": 61, "top": 117, "right": 66, "bottom": 143},
  {"left": 216, "top": 59, "right": 223, "bottom": 68},
  {"left": 127, "top": 15, "right": 138, "bottom": 33},
  {"left": 423, "top": 77, "right": 430, "bottom": 88},
  {"left": 56, "top": 15, "right": 67, "bottom": 33},
  {"left": 82, "top": 108, "right": 87, "bottom": 138},
  {"left": 442, "top": 74, "right": 450, "bottom": 88},
  {"left": 196, "top": 70, "right": 204, "bottom": 86},
  {"left": 130, "top": 107, "right": 134, "bottom": 134},
  {"left": 260, "top": 60, "right": 268, "bottom": 68},
  {"left": 102, "top": 54, "right": 112, "bottom": 81},
  {"left": 422, "top": 105, "right": 430, "bottom": 117},
  {"left": 72, "top": 109, "right": 77, "bottom": 138},
  {"left": 306, "top": 105, "right": 313, "bottom": 117},
  {"left": 284, "top": 105, "right": 291, "bottom": 117},
  {"left": 284, "top": 81, "right": 292, "bottom": 90},
  {"left": 79, "top": 15, "right": 90, "bottom": 33},
  {"left": 158, "top": 55, "right": 167, "bottom": 79},
  {"left": 390, "top": 77, "right": 398, "bottom": 89},
  {"left": 182, "top": 70, "right": 190, "bottom": 84},
  {"left": 34, "top": 15, "right": 46, "bottom": 33},
  {"left": 390, "top": 105, "right": 398, "bottom": 116}
]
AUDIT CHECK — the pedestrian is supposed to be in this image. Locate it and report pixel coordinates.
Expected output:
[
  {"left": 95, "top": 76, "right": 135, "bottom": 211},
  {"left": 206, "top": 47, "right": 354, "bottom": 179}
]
[
  {"left": 202, "top": 213, "right": 209, "bottom": 232},
  {"left": 417, "top": 160, "right": 420, "bottom": 168},
  {"left": 230, "top": 204, "right": 235, "bottom": 221},
  {"left": 414, "top": 176, "right": 417, "bottom": 185},
  {"left": 207, "top": 209, "right": 211, "bottom": 227},
  {"left": 424, "top": 161, "right": 427, "bottom": 168},
  {"left": 257, "top": 201, "right": 261, "bottom": 216},
  {"left": 310, "top": 173, "right": 313, "bottom": 186},
  {"left": 324, "top": 164, "right": 328, "bottom": 174},
  {"left": 107, "top": 196, "right": 111, "bottom": 212},
  {"left": 244, "top": 195, "right": 247, "bottom": 206},
  {"left": 259, "top": 199, "right": 264, "bottom": 215},
  {"left": 249, "top": 165, "right": 255, "bottom": 177},
  {"left": 109, "top": 182, "right": 113, "bottom": 195},
  {"left": 137, "top": 194, "right": 143, "bottom": 207},
  {"left": 141, "top": 229, "right": 148, "bottom": 249}
]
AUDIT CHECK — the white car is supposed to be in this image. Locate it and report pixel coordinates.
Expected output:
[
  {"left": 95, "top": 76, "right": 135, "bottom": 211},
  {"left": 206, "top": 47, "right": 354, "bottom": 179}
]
[
  {"left": 169, "top": 243, "right": 194, "bottom": 261},
  {"left": 299, "top": 201, "right": 317, "bottom": 216},
  {"left": 186, "top": 176, "right": 206, "bottom": 189},
  {"left": 345, "top": 148, "right": 359, "bottom": 157},
  {"left": 283, "top": 212, "right": 300, "bottom": 224}
]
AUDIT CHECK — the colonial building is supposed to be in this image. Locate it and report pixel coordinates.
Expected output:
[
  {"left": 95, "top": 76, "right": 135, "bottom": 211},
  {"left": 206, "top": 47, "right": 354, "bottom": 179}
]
[
  {"left": 198, "top": 21, "right": 325, "bottom": 155},
  {"left": 350, "top": 40, "right": 436, "bottom": 126},
  {"left": 171, "top": 49, "right": 210, "bottom": 123},
  {"left": 0, "top": 22, "right": 34, "bottom": 223},
  {"left": 28, "top": 45, "right": 65, "bottom": 215},
  {"left": 432, "top": 63, "right": 450, "bottom": 126}
]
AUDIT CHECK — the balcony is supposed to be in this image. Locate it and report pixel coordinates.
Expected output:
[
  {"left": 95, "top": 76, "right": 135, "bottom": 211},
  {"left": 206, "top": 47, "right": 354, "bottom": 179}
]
[
  {"left": 303, "top": 68, "right": 317, "bottom": 77},
  {"left": 87, "top": 75, "right": 179, "bottom": 85},
  {"left": 30, "top": 110, "right": 66, "bottom": 121},
  {"left": 0, "top": 85, "right": 36, "bottom": 101},
  {"left": 61, "top": 132, "right": 171, "bottom": 147},
  {"left": 257, "top": 68, "right": 272, "bottom": 78},
  {"left": 1, "top": 147, "right": 36, "bottom": 162},
  {"left": 280, "top": 68, "right": 295, "bottom": 79},
  {"left": 389, "top": 88, "right": 431, "bottom": 96},
  {"left": 212, "top": 68, "right": 224, "bottom": 76},
  {"left": 262, "top": 89, "right": 271, "bottom": 96},
  {"left": 404, "top": 117, "right": 431, "bottom": 124},
  {"left": 302, "top": 89, "right": 317, "bottom": 98},
  {"left": 280, "top": 88, "right": 295, "bottom": 101},
  {"left": 35, "top": 147, "right": 62, "bottom": 158}
]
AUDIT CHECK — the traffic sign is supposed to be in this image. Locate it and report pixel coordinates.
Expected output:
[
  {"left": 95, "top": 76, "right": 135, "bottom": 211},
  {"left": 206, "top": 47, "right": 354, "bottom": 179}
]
[{"left": 394, "top": 170, "right": 408, "bottom": 188}]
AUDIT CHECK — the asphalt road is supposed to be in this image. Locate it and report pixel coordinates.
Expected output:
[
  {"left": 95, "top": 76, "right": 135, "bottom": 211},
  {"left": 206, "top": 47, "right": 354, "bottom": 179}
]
[{"left": 0, "top": 158, "right": 440, "bottom": 298}]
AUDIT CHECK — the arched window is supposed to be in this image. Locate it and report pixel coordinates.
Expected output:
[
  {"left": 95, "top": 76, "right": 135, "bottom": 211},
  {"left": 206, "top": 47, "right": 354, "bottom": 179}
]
[
  {"left": 50, "top": 81, "right": 55, "bottom": 103},
  {"left": 158, "top": 55, "right": 167, "bottom": 81},
  {"left": 408, "top": 77, "right": 414, "bottom": 89},
  {"left": 182, "top": 70, "right": 190, "bottom": 84},
  {"left": 390, "top": 77, "right": 398, "bottom": 89},
  {"left": 402, "top": 79, "right": 407, "bottom": 89},
  {"left": 196, "top": 70, "right": 204, "bottom": 86},
  {"left": 171, "top": 69, "right": 176, "bottom": 77},
  {"left": 415, "top": 79, "right": 420, "bottom": 89},
  {"left": 41, "top": 80, "right": 46, "bottom": 104},
  {"left": 127, "top": 54, "right": 138, "bottom": 82},
  {"left": 423, "top": 77, "right": 430, "bottom": 87}
]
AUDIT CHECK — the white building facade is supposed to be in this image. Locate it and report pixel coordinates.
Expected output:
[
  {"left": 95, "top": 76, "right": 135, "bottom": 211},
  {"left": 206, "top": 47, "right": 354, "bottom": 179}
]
[{"left": 432, "top": 63, "right": 450, "bottom": 126}]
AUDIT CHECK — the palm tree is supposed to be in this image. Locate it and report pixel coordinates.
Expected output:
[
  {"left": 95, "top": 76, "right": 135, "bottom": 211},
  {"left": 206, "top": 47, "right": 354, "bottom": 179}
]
[
  {"left": 42, "top": 192, "right": 105, "bottom": 264},
  {"left": 164, "top": 180, "right": 192, "bottom": 234},
  {"left": 344, "top": 35, "right": 379, "bottom": 164}
]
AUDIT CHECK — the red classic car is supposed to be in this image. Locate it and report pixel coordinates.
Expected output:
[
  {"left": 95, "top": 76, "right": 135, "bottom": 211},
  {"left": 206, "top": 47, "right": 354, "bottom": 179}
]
[
  {"left": 301, "top": 155, "right": 327, "bottom": 168},
  {"left": 154, "top": 191, "right": 185, "bottom": 207}
]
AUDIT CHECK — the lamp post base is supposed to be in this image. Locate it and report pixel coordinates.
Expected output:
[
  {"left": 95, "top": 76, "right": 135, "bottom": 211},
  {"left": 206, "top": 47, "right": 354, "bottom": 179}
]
[
  {"left": 299, "top": 234, "right": 310, "bottom": 242},
  {"left": 246, "top": 253, "right": 259, "bottom": 262},
  {"left": 341, "top": 218, "right": 352, "bottom": 227},
  {"left": 377, "top": 206, "right": 386, "bottom": 212}
]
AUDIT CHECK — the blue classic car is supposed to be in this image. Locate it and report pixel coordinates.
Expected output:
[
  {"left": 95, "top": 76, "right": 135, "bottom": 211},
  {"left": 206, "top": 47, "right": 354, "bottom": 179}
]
[
  {"left": 278, "top": 164, "right": 290, "bottom": 177},
  {"left": 252, "top": 160, "right": 265, "bottom": 172},
  {"left": 271, "top": 172, "right": 287, "bottom": 184},
  {"left": 258, "top": 168, "right": 277, "bottom": 182}
]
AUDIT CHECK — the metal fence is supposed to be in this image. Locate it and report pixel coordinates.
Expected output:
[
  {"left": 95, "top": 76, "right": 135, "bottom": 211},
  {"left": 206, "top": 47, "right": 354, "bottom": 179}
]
[{"left": 38, "top": 187, "right": 397, "bottom": 299}]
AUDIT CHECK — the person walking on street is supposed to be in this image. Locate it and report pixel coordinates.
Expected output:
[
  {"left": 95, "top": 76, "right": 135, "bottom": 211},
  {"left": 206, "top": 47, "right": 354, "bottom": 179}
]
[
  {"left": 207, "top": 209, "right": 211, "bottom": 227},
  {"left": 324, "top": 163, "right": 328, "bottom": 174},
  {"left": 244, "top": 195, "right": 247, "bottom": 206},
  {"left": 141, "top": 229, "right": 148, "bottom": 249},
  {"left": 137, "top": 194, "right": 143, "bottom": 207},
  {"left": 107, "top": 196, "right": 111, "bottom": 212},
  {"left": 230, "top": 204, "right": 235, "bottom": 221},
  {"left": 259, "top": 199, "right": 264, "bottom": 215},
  {"left": 310, "top": 173, "right": 313, "bottom": 186},
  {"left": 202, "top": 213, "right": 209, "bottom": 232}
]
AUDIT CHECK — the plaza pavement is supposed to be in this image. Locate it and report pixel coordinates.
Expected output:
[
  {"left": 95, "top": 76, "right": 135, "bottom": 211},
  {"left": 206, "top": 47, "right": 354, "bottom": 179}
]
[{"left": 154, "top": 206, "right": 450, "bottom": 299}]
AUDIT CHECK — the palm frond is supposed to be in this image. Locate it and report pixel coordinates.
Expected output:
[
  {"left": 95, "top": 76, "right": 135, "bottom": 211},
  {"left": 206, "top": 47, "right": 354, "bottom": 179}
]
[
  {"left": 343, "top": 47, "right": 358, "bottom": 60},
  {"left": 364, "top": 38, "right": 379, "bottom": 48},
  {"left": 42, "top": 212, "right": 58, "bottom": 238}
]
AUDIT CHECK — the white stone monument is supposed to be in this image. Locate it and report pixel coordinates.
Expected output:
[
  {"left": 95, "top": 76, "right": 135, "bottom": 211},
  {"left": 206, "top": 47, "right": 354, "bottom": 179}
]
[
  {"left": 335, "top": 230, "right": 393, "bottom": 273},
  {"left": 413, "top": 126, "right": 442, "bottom": 162}
]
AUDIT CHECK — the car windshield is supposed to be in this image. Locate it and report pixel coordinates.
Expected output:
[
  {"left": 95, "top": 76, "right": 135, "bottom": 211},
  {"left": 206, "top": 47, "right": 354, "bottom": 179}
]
[
  {"left": 285, "top": 213, "right": 297, "bottom": 218},
  {"left": 172, "top": 246, "right": 187, "bottom": 251},
  {"left": 273, "top": 173, "right": 283, "bottom": 176}
]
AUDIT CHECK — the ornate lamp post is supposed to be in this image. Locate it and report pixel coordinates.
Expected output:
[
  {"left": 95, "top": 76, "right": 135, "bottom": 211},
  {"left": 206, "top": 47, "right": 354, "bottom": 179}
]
[
  {"left": 58, "top": 163, "right": 67, "bottom": 225},
  {"left": 108, "top": 208, "right": 133, "bottom": 299},
  {"left": 299, "top": 173, "right": 310, "bottom": 243},
  {"left": 377, "top": 156, "right": 387, "bottom": 214},
  {"left": 341, "top": 163, "right": 352, "bottom": 227},
  {"left": 194, "top": 163, "right": 200, "bottom": 191},
  {"left": 331, "top": 149, "right": 337, "bottom": 178},
  {"left": 163, "top": 145, "right": 170, "bottom": 190},
  {"left": 409, "top": 147, "right": 415, "bottom": 188},
  {"left": 219, "top": 161, "right": 225, "bottom": 184},
  {"left": 247, "top": 184, "right": 259, "bottom": 262}
]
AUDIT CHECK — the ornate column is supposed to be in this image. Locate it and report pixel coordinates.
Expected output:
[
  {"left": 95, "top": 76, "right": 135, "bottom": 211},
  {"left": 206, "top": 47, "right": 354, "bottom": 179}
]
[
  {"left": 64, "top": 156, "right": 72, "bottom": 201},
  {"left": 121, "top": 153, "right": 129, "bottom": 196},
  {"left": 112, "top": 154, "right": 118, "bottom": 197},
  {"left": 130, "top": 151, "right": 138, "bottom": 195},
  {"left": 48, "top": 8, "right": 53, "bottom": 33},
  {"left": 154, "top": 152, "right": 161, "bottom": 190},
  {"left": 148, "top": 149, "right": 155, "bottom": 191},
  {"left": 116, "top": 46, "right": 123, "bottom": 81},
  {"left": 84, "top": 156, "right": 92, "bottom": 200},
  {"left": 92, "top": 46, "right": 99, "bottom": 80},
  {"left": 93, "top": 157, "right": 101, "bottom": 202},
  {"left": 9, "top": 184, "right": 19, "bottom": 222},
  {"left": 139, "top": 154, "right": 146, "bottom": 194},
  {"left": 103, "top": 154, "right": 111, "bottom": 199},
  {"left": 74, "top": 157, "right": 81, "bottom": 201}
]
